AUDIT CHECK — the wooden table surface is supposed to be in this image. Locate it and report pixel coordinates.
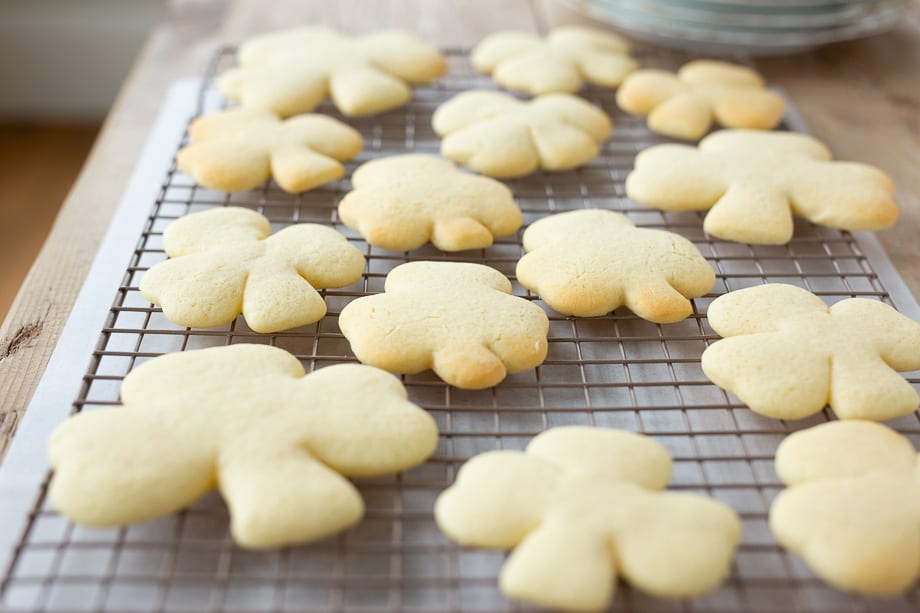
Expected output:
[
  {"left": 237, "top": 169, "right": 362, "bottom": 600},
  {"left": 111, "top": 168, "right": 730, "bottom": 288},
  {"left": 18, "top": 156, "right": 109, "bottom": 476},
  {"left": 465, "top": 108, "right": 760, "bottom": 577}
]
[{"left": 1, "top": 0, "right": 918, "bottom": 457}]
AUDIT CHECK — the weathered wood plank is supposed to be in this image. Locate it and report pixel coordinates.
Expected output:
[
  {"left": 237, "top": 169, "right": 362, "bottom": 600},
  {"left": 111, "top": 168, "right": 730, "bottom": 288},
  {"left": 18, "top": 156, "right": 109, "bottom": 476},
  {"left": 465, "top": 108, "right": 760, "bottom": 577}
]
[{"left": 1, "top": 0, "right": 918, "bottom": 458}]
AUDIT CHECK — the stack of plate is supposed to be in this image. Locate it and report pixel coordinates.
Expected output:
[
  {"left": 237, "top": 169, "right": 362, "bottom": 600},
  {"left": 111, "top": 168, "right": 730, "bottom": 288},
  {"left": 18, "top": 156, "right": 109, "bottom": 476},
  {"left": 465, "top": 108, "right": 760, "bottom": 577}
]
[{"left": 565, "top": 0, "right": 910, "bottom": 56}]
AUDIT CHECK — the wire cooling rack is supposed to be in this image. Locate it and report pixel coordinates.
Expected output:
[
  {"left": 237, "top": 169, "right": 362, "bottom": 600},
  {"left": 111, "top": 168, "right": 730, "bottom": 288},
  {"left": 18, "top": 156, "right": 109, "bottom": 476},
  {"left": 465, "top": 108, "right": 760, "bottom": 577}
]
[{"left": 2, "top": 48, "right": 920, "bottom": 613}]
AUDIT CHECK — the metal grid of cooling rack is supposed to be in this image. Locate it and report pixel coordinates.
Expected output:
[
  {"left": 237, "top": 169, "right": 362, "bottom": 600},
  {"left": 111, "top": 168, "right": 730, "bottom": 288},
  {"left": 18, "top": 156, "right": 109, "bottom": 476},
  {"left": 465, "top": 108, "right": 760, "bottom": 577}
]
[{"left": 2, "top": 48, "right": 920, "bottom": 613}]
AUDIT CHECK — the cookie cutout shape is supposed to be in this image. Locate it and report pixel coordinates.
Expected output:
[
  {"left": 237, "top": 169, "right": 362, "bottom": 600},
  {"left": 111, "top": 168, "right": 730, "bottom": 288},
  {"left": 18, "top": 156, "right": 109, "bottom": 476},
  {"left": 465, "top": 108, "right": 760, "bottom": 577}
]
[
  {"left": 626, "top": 130, "right": 898, "bottom": 244},
  {"left": 176, "top": 107, "right": 362, "bottom": 193},
  {"left": 338, "top": 155, "right": 522, "bottom": 252},
  {"left": 338, "top": 262, "right": 549, "bottom": 389},
  {"left": 435, "top": 427, "right": 741, "bottom": 611},
  {"left": 218, "top": 26, "right": 446, "bottom": 117},
  {"left": 770, "top": 421, "right": 920, "bottom": 595},
  {"left": 701, "top": 283, "right": 920, "bottom": 421},
  {"left": 472, "top": 26, "right": 636, "bottom": 95},
  {"left": 516, "top": 209, "right": 714, "bottom": 322},
  {"left": 433, "top": 90, "right": 612, "bottom": 178},
  {"left": 140, "top": 207, "right": 364, "bottom": 333},
  {"left": 49, "top": 344, "right": 438, "bottom": 549},
  {"left": 616, "top": 60, "right": 785, "bottom": 140}
]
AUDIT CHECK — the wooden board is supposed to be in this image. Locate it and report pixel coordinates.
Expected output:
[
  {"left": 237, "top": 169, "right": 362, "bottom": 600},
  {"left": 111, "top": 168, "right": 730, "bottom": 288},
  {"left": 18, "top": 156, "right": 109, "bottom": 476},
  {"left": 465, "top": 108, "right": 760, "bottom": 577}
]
[{"left": 0, "top": 0, "right": 917, "bottom": 457}]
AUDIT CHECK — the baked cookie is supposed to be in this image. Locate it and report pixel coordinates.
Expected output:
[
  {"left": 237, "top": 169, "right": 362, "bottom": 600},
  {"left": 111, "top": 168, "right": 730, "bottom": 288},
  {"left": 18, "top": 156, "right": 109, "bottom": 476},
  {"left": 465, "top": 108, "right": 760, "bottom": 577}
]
[
  {"left": 338, "top": 155, "right": 522, "bottom": 251},
  {"left": 626, "top": 130, "right": 898, "bottom": 244},
  {"left": 435, "top": 427, "right": 741, "bottom": 611},
  {"left": 49, "top": 344, "right": 438, "bottom": 549},
  {"left": 472, "top": 26, "right": 636, "bottom": 95},
  {"left": 616, "top": 60, "right": 785, "bottom": 140},
  {"left": 176, "top": 107, "right": 362, "bottom": 193},
  {"left": 141, "top": 207, "right": 364, "bottom": 333},
  {"left": 338, "top": 261, "right": 549, "bottom": 389},
  {"left": 219, "top": 26, "right": 446, "bottom": 117},
  {"left": 770, "top": 420, "right": 920, "bottom": 595},
  {"left": 516, "top": 209, "right": 714, "bottom": 322},
  {"left": 432, "top": 90, "right": 612, "bottom": 178},
  {"left": 701, "top": 283, "right": 920, "bottom": 421}
]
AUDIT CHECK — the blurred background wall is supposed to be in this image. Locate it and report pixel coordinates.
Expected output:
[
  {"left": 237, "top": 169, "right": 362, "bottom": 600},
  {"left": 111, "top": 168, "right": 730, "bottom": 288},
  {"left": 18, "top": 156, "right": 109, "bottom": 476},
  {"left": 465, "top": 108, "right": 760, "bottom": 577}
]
[
  {"left": 0, "top": 0, "right": 163, "bottom": 118},
  {"left": 0, "top": 0, "right": 162, "bottom": 321}
]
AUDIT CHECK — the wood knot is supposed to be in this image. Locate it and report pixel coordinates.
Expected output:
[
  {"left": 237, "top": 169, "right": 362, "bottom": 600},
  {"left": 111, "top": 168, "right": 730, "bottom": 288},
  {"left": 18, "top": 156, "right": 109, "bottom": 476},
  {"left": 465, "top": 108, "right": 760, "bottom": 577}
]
[{"left": 1, "top": 320, "right": 44, "bottom": 361}]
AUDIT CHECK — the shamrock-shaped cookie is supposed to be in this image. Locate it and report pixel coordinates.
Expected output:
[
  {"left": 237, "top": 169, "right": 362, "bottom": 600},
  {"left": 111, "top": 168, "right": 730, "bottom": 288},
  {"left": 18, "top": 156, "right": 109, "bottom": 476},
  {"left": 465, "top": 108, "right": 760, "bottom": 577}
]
[
  {"left": 338, "top": 261, "right": 549, "bottom": 389},
  {"left": 218, "top": 26, "right": 447, "bottom": 117},
  {"left": 435, "top": 427, "right": 741, "bottom": 611},
  {"left": 770, "top": 420, "right": 920, "bottom": 595},
  {"left": 471, "top": 26, "right": 637, "bottom": 95},
  {"left": 626, "top": 130, "right": 898, "bottom": 244},
  {"left": 140, "top": 207, "right": 364, "bottom": 333},
  {"left": 701, "top": 284, "right": 920, "bottom": 421},
  {"left": 516, "top": 209, "right": 714, "bottom": 322},
  {"left": 49, "top": 344, "right": 438, "bottom": 548},
  {"left": 432, "top": 90, "right": 612, "bottom": 178},
  {"left": 176, "top": 107, "right": 362, "bottom": 193},
  {"left": 616, "top": 60, "right": 785, "bottom": 140},
  {"left": 338, "top": 155, "right": 522, "bottom": 252}
]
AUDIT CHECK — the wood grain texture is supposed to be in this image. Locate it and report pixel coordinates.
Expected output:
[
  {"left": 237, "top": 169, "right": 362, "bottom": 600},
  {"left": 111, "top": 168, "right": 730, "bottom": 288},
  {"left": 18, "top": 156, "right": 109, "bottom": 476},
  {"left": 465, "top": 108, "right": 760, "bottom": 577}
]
[
  {"left": 0, "top": 0, "right": 918, "bottom": 458},
  {"left": 0, "top": 0, "right": 228, "bottom": 457},
  {"left": 221, "top": 0, "right": 540, "bottom": 42}
]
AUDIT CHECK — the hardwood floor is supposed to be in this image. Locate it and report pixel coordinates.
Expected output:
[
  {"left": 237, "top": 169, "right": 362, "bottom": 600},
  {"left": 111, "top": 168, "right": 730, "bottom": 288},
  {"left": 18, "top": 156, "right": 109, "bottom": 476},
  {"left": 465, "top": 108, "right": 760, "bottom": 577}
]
[{"left": 0, "top": 123, "right": 99, "bottom": 321}]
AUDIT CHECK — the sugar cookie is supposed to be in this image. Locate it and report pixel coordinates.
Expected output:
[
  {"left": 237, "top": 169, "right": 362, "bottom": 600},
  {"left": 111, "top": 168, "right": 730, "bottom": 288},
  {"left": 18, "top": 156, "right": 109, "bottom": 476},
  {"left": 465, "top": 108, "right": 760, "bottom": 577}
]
[
  {"left": 472, "top": 26, "right": 636, "bottom": 95},
  {"left": 219, "top": 26, "right": 446, "bottom": 117},
  {"left": 338, "top": 155, "right": 522, "bottom": 251},
  {"left": 177, "top": 107, "right": 362, "bottom": 193},
  {"left": 516, "top": 209, "right": 714, "bottom": 322},
  {"left": 338, "top": 261, "right": 549, "bottom": 389},
  {"left": 616, "top": 60, "right": 785, "bottom": 140},
  {"left": 702, "top": 283, "right": 920, "bottom": 420},
  {"left": 141, "top": 207, "right": 364, "bottom": 333},
  {"left": 433, "top": 90, "right": 612, "bottom": 178},
  {"left": 771, "top": 420, "right": 920, "bottom": 595},
  {"left": 435, "top": 427, "right": 741, "bottom": 611},
  {"left": 626, "top": 130, "right": 898, "bottom": 244},
  {"left": 49, "top": 344, "right": 438, "bottom": 549}
]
